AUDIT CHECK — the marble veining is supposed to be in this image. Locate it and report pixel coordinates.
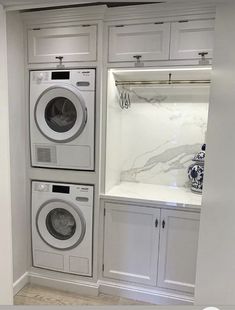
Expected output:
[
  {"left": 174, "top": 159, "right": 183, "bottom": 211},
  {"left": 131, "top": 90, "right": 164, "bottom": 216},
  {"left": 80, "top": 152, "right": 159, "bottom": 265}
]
[
  {"left": 119, "top": 84, "right": 209, "bottom": 105},
  {"left": 121, "top": 143, "right": 202, "bottom": 188},
  {"left": 117, "top": 85, "right": 209, "bottom": 188},
  {"left": 120, "top": 85, "right": 168, "bottom": 104}
]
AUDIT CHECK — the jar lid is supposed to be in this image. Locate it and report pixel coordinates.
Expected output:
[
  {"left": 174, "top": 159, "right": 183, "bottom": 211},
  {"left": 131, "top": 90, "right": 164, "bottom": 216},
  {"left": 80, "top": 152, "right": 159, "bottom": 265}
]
[{"left": 192, "top": 150, "right": 205, "bottom": 162}]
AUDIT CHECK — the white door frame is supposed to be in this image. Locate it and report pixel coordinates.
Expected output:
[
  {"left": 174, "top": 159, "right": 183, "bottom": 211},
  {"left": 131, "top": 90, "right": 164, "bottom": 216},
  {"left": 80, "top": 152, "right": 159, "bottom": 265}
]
[{"left": 0, "top": 4, "right": 13, "bottom": 305}]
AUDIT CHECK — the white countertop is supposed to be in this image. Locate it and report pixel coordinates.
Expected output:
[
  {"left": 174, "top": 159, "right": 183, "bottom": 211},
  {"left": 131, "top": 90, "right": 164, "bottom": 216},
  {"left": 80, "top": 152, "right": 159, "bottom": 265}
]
[{"left": 101, "top": 182, "right": 202, "bottom": 209}]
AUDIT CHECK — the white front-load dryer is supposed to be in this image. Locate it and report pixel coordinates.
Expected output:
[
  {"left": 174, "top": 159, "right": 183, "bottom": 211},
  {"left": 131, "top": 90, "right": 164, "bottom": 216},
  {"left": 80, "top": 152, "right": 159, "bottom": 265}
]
[
  {"left": 32, "top": 181, "right": 93, "bottom": 276},
  {"left": 30, "top": 69, "right": 95, "bottom": 170}
]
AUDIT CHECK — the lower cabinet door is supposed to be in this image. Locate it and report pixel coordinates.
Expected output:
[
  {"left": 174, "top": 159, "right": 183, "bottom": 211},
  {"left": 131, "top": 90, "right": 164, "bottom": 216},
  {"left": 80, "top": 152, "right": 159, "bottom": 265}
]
[
  {"left": 157, "top": 209, "right": 200, "bottom": 293},
  {"left": 103, "top": 203, "right": 160, "bottom": 286}
]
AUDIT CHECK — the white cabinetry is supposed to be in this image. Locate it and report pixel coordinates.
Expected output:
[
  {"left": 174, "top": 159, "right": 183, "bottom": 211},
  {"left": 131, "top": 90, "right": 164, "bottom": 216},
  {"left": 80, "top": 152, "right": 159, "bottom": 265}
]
[
  {"left": 103, "top": 202, "right": 200, "bottom": 293},
  {"left": 170, "top": 19, "right": 214, "bottom": 60},
  {"left": 28, "top": 25, "right": 97, "bottom": 63},
  {"left": 103, "top": 203, "right": 160, "bottom": 285},
  {"left": 157, "top": 209, "right": 200, "bottom": 293},
  {"left": 108, "top": 23, "right": 171, "bottom": 62},
  {"left": 107, "top": 19, "right": 214, "bottom": 63}
]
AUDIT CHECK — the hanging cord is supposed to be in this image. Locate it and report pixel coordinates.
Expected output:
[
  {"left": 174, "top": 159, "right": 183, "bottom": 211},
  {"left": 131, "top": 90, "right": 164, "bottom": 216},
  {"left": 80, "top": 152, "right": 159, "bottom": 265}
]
[
  {"left": 118, "top": 83, "right": 168, "bottom": 109},
  {"left": 119, "top": 88, "right": 131, "bottom": 110}
]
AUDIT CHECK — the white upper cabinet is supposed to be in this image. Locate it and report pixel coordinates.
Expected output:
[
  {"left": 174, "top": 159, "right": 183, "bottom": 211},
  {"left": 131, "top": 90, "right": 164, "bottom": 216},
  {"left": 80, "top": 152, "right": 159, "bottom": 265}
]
[
  {"left": 157, "top": 209, "right": 200, "bottom": 293},
  {"left": 28, "top": 25, "right": 97, "bottom": 63},
  {"left": 170, "top": 19, "right": 214, "bottom": 60},
  {"left": 103, "top": 203, "right": 160, "bottom": 286},
  {"left": 108, "top": 23, "right": 171, "bottom": 62}
]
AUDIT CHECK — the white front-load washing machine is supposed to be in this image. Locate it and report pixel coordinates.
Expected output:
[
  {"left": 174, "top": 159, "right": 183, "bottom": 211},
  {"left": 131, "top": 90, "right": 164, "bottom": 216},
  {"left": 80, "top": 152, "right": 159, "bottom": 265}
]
[
  {"left": 30, "top": 69, "right": 95, "bottom": 170},
  {"left": 32, "top": 181, "right": 93, "bottom": 276}
]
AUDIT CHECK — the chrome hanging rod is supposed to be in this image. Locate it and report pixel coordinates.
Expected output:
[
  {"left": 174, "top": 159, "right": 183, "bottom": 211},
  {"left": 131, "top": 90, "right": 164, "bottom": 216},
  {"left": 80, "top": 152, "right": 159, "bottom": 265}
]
[{"left": 115, "top": 79, "right": 211, "bottom": 86}]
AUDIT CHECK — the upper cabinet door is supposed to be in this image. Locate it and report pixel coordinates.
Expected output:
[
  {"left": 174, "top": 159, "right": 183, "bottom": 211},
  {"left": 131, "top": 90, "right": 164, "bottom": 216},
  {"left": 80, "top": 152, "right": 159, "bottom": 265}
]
[
  {"left": 108, "top": 23, "right": 171, "bottom": 62},
  {"left": 28, "top": 25, "right": 97, "bottom": 63},
  {"left": 170, "top": 19, "right": 214, "bottom": 60},
  {"left": 157, "top": 209, "right": 200, "bottom": 293}
]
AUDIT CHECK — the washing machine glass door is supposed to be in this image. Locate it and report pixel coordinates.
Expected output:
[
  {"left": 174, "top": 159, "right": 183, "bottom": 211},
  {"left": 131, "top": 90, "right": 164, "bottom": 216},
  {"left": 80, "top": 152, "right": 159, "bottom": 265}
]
[
  {"left": 36, "top": 199, "right": 86, "bottom": 250},
  {"left": 35, "top": 86, "right": 87, "bottom": 142}
]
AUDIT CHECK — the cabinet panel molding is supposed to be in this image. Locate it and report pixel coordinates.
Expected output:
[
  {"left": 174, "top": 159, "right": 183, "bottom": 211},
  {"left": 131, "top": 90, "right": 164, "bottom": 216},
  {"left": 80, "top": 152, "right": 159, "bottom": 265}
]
[
  {"left": 28, "top": 25, "right": 97, "bottom": 63},
  {"left": 108, "top": 23, "right": 171, "bottom": 62},
  {"left": 103, "top": 202, "right": 160, "bottom": 286},
  {"left": 157, "top": 209, "right": 200, "bottom": 293},
  {"left": 170, "top": 19, "right": 214, "bottom": 60}
]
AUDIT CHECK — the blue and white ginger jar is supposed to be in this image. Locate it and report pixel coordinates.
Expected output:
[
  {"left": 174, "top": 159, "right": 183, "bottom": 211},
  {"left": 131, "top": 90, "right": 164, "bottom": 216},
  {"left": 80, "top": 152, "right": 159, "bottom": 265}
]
[{"left": 187, "top": 144, "right": 206, "bottom": 193}]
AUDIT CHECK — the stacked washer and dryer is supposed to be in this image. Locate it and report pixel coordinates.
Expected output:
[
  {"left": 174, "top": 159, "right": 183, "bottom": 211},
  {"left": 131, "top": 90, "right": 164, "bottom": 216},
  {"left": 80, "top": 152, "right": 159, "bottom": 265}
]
[{"left": 30, "top": 69, "right": 95, "bottom": 276}]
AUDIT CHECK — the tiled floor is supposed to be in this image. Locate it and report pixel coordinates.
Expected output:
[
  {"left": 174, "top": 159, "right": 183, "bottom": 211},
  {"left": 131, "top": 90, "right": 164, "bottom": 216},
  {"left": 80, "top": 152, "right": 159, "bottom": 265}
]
[{"left": 14, "top": 284, "right": 152, "bottom": 305}]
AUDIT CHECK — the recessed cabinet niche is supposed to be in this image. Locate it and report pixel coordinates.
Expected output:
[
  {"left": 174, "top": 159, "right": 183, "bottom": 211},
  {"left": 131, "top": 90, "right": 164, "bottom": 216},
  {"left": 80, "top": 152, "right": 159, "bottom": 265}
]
[
  {"left": 103, "top": 202, "right": 200, "bottom": 293},
  {"left": 28, "top": 25, "right": 97, "bottom": 63}
]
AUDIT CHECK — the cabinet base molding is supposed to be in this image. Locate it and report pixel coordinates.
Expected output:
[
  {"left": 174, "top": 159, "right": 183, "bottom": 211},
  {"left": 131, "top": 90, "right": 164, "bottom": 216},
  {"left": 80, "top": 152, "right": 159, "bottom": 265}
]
[
  {"left": 98, "top": 280, "right": 194, "bottom": 305},
  {"left": 13, "top": 272, "right": 30, "bottom": 295},
  {"left": 13, "top": 271, "right": 194, "bottom": 305},
  {"left": 28, "top": 271, "right": 99, "bottom": 297}
]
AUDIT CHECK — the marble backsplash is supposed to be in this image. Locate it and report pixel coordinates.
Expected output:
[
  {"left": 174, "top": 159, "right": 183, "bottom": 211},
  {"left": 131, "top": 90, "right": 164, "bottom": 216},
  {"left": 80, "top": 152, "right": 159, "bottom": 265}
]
[{"left": 118, "top": 85, "right": 209, "bottom": 188}]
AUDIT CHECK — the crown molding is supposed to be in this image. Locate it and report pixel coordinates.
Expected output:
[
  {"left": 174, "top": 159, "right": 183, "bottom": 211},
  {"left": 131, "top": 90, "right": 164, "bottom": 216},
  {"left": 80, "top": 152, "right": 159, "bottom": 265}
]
[
  {"left": 21, "top": 4, "right": 107, "bottom": 25},
  {"left": 21, "top": 2, "right": 216, "bottom": 27},
  {"left": 3, "top": 0, "right": 97, "bottom": 11},
  {"left": 104, "top": 2, "right": 216, "bottom": 22}
]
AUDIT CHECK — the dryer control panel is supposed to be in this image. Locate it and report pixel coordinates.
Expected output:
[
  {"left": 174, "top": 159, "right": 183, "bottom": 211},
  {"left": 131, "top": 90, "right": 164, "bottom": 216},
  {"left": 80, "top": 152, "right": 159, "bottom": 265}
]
[{"left": 31, "top": 69, "right": 95, "bottom": 91}]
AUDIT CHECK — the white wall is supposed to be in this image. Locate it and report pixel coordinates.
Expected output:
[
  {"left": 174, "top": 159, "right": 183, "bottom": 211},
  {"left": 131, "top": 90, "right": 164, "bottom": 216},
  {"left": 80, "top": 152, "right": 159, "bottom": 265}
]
[
  {"left": 6, "top": 11, "right": 29, "bottom": 284},
  {"left": 0, "top": 4, "right": 13, "bottom": 305},
  {"left": 195, "top": 2, "right": 235, "bottom": 304}
]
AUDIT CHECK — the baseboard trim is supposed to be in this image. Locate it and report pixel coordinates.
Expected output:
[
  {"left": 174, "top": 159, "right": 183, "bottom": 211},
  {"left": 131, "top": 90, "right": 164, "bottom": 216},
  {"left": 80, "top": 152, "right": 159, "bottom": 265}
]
[
  {"left": 13, "top": 272, "right": 29, "bottom": 295},
  {"left": 16, "top": 271, "right": 194, "bottom": 305},
  {"left": 29, "top": 271, "right": 99, "bottom": 296},
  {"left": 98, "top": 280, "right": 194, "bottom": 305}
]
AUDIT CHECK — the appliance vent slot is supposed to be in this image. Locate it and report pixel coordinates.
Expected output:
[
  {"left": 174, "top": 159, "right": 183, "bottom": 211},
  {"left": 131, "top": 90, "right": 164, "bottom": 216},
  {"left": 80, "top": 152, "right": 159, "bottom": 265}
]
[{"left": 36, "top": 147, "right": 52, "bottom": 163}]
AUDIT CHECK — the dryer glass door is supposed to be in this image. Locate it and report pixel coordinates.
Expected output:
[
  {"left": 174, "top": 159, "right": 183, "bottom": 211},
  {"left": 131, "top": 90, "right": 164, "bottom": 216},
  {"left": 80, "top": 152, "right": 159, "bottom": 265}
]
[
  {"left": 37, "top": 199, "right": 86, "bottom": 250},
  {"left": 45, "top": 97, "right": 77, "bottom": 133},
  {"left": 35, "top": 86, "right": 87, "bottom": 143}
]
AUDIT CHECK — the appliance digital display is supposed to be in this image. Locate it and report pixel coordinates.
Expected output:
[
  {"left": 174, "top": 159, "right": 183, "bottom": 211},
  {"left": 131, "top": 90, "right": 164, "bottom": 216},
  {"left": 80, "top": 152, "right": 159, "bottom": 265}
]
[
  {"left": 51, "top": 71, "right": 70, "bottom": 80},
  {"left": 52, "top": 185, "right": 70, "bottom": 194}
]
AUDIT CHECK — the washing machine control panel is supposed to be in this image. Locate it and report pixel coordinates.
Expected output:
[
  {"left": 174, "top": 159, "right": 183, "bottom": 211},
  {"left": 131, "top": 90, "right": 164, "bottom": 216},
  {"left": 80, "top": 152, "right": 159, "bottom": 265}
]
[{"left": 33, "top": 182, "right": 93, "bottom": 205}]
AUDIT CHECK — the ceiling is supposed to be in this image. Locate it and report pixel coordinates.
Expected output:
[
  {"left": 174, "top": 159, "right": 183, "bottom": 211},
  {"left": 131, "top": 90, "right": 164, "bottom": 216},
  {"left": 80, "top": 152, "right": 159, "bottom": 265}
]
[{"left": 0, "top": 0, "right": 225, "bottom": 11}]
